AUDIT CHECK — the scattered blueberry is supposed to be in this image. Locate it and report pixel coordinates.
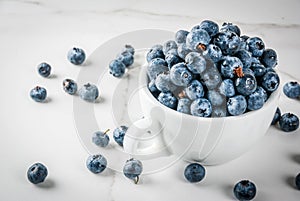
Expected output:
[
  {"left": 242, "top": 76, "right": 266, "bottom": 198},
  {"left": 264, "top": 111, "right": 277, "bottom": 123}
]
[
  {"left": 113, "top": 126, "right": 128, "bottom": 147},
  {"left": 37, "top": 62, "right": 51, "bottom": 77},
  {"left": 157, "top": 91, "right": 178, "bottom": 109},
  {"left": 122, "top": 44, "right": 135, "bottom": 55},
  {"left": 175, "top": 30, "right": 189, "bottom": 44},
  {"left": 30, "top": 86, "right": 47, "bottom": 102},
  {"left": 27, "top": 163, "right": 48, "bottom": 184},
  {"left": 86, "top": 154, "right": 107, "bottom": 174},
  {"left": 117, "top": 51, "right": 134, "bottom": 67},
  {"left": 78, "top": 83, "right": 99, "bottom": 102},
  {"left": 279, "top": 113, "right": 299, "bottom": 132},
  {"left": 62, "top": 78, "right": 78, "bottom": 95},
  {"left": 92, "top": 129, "right": 110, "bottom": 147},
  {"left": 283, "top": 81, "right": 300, "bottom": 99},
  {"left": 109, "top": 59, "right": 126, "bottom": 78},
  {"left": 190, "top": 98, "right": 212, "bottom": 117},
  {"left": 123, "top": 158, "right": 143, "bottom": 184},
  {"left": 67, "top": 47, "right": 86, "bottom": 65},
  {"left": 233, "top": 180, "right": 256, "bottom": 201},
  {"left": 177, "top": 98, "right": 191, "bottom": 114},
  {"left": 227, "top": 95, "right": 247, "bottom": 116},
  {"left": 271, "top": 107, "right": 281, "bottom": 125},
  {"left": 184, "top": 163, "right": 206, "bottom": 183},
  {"left": 247, "top": 37, "right": 265, "bottom": 57}
]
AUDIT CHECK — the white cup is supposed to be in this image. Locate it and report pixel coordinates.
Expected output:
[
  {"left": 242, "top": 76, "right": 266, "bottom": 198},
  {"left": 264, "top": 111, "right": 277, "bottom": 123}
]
[{"left": 123, "top": 65, "right": 280, "bottom": 165}]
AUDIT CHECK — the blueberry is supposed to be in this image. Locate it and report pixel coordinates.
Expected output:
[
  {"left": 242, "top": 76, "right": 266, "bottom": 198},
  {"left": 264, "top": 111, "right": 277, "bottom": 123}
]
[
  {"left": 146, "top": 45, "right": 165, "bottom": 62},
  {"left": 227, "top": 95, "right": 247, "bottom": 116},
  {"left": 235, "top": 72, "right": 257, "bottom": 96},
  {"left": 233, "top": 180, "right": 256, "bottom": 201},
  {"left": 185, "top": 80, "right": 205, "bottom": 100},
  {"left": 123, "top": 158, "right": 143, "bottom": 184},
  {"left": 155, "top": 72, "right": 177, "bottom": 92},
  {"left": 235, "top": 50, "right": 252, "bottom": 69},
  {"left": 37, "top": 62, "right": 51, "bottom": 77},
  {"left": 147, "top": 58, "right": 168, "bottom": 80},
  {"left": 261, "top": 71, "right": 280, "bottom": 92},
  {"left": 199, "top": 20, "right": 219, "bottom": 37},
  {"left": 211, "top": 106, "right": 227, "bottom": 117},
  {"left": 27, "top": 163, "right": 48, "bottom": 184},
  {"left": 86, "top": 154, "right": 107, "bottom": 174},
  {"left": 200, "top": 65, "right": 222, "bottom": 90},
  {"left": 113, "top": 126, "right": 128, "bottom": 147},
  {"left": 62, "top": 78, "right": 78, "bottom": 95},
  {"left": 148, "top": 79, "right": 160, "bottom": 98},
  {"left": 203, "top": 44, "right": 223, "bottom": 63},
  {"left": 271, "top": 107, "right": 281, "bottom": 125},
  {"left": 92, "top": 129, "right": 110, "bottom": 147},
  {"left": 279, "top": 113, "right": 299, "bottom": 132},
  {"left": 184, "top": 163, "right": 206, "bottom": 183},
  {"left": 283, "top": 81, "right": 300, "bottom": 99},
  {"left": 116, "top": 51, "right": 134, "bottom": 67},
  {"left": 250, "top": 63, "right": 267, "bottom": 77},
  {"left": 260, "top": 49, "right": 277, "bottom": 68},
  {"left": 157, "top": 91, "right": 178, "bottom": 109},
  {"left": 296, "top": 173, "right": 300, "bottom": 190},
  {"left": 220, "top": 56, "right": 244, "bottom": 79},
  {"left": 247, "top": 88, "right": 265, "bottom": 111},
  {"left": 213, "top": 31, "right": 241, "bottom": 55},
  {"left": 256, "top": 86, "right": 268, "bottom": 102},
  {"left": 165, "top": 50, "right": 183, "bottom": 69},
  {"left": 175, "top": 30, "right": 189, "bottom": 44},
  {"left": 239, "top": 35, "right": 250, "bottom": 50},
  {"left": 67, "top": 47, "right": 86, "bottom": 65},
  {"left": 169, "top": 62, "right": 193, "bottom": 87},
  {"left": 190, "top": 98, "right": 212, "bottom": 117},
  {"left": 207, "top": 90, "right": 225, "bottom": 106},
  {"left": 109, "top": 59, "right": 126, "bottom": 78},
  {"left": 177, "top": 98, "right": 191, "bottom": 114},
  {"left": 186, "top": 29, "right": 211, "bottom": 51},
  {"left": 247, "top": 37, "right": 265, "bottom": 57},
  {"left": 219, "top": 79, "right": 235, "bottom": 97},
  {"left": 220, "top": 22, "right": 241, "bottom": 36},
  {"left": 78, "top": 83, "right": 99, "bottom": 102},
  {"left": 185, "top": 52, "right": 206, "bottom": 74},
  {"left": 163, "top": 40, "right": 177, "bottom": 55},
  {"left": 122, "top": 44, "right": 135, "bottom": 55},
  {"left": 30, "top": 86, "right": 47, "bottom": 102},
  {"left": 177, "top": 43, "right": 192, "bottom": 60}
]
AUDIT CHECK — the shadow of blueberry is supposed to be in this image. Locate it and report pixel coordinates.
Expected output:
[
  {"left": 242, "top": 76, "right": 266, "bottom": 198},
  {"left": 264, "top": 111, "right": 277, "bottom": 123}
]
[
  {"left": 223, "top": 184, "right": 234, "bottom": 199},
  {"left": 290, "top": 154, "right": 300, "bottom": 164},
  {"left": 36, "top": 179, "right": 55, "bottom": 189},
  {"left": 285, "top": 176, "right": 296, "bottom": 189}
]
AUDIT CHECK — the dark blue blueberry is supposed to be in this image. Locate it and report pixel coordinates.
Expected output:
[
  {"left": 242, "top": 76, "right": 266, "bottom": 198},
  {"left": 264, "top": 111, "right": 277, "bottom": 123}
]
[
  {"left": 233, "top": 180, "right": 256, "bottom": 201},
  {"left": 184, "top": 163, "right": 206, "bottom": 183},
  {"left": 165, "top": 49, "right": 183, "bottom": 69},
  {"left": 109, "top": 59, "right": 126, "bottom": 78},
  {"left": 199, "top": 20, "right": 219, "bottom": 37},
  {"left": 207, "top": 90, "right": 225, "bottom": 106},
  {"left": 296, "top": 173, "right": 300, "bottom": 190},
  {"left": 279, "top": 113, "right": 299, "bottom": 132},
  {"left": 27, "top": 163, "right": 48, "bottom": 184},
  {"left": 203, "top": 44, "right": 223, "bottom": 63},
  {"left": 235, "top": 50, "right": 252, "bottom": 69},
  {"left": 211, "top": 106, "right": 227, "bottom": 117},
  {"left": 92, "top": 129, "right": 110, "bottom": 147},
  {"left": 200, "top": 64, "right": 222, "bottom": 90},
  {"left": 37, "top": 62, "right": 51, "bottom": 77},
  {"left": 186, "top": 29, "right": 211, "bottom": 51},
  {"left": 260, "top": 49, "right": 277, "bottom": 68},
  {"left": 190, "top": 98, "right": 212, "bottom": 117},
  {"left": 213, "top": 31, "right": 241, "bottom": 55},
  {"left": 78, "top": 83, "right": 99, "bottom": 102},
  {"left": 62, "top": 78, "right": 78, "bottom": 95},
  {"left": 220, "top": 22, "right": 241, "bottom": 36},
  {"left": 219, "top": 79, "right": 235, "bottom": 97},
  {"left": 185, "top": 80, "right": 205, "bottom": 100},
  {"left": 283, "top": 81, "right": 300, "bottom": 99},
  {"left": 148, "top": 79, "right": 160, "bottom": 98},
  {"left": 116, "top": 51, "right": 134, "bottom": 67},
  {"left": 122, "top": 44, "right": 135, "bottom": 55},
  {"left": 157, "top": 91, "right": 178, "bottom": 109},
  {"left": 247, "top": 37, "right": 265, "bottom": 57},
  {"left": 30, "top": 86, "right": 47, "bottom": 102},
  {"left": 113, "top": 126, "right": 128, "bottom": 147},
  {"left": 163, "top": 40, "right": 177, "bottom": 55},
  {"left": 146, "top": 45, "right": 165, "bottom": 62},
  {"left": 250, "top": 63, "right": 267, "bottom": 77},
  {"left": 227, "top": 95, "right": 247, "bottom": 116},
  {"left": 147, "top": 58, "right": 168, "bottom": 80},
  {"left": 177, "top": 98, "right": 191, "bottom": 114},
  {"left": 256, "top": 86, "right": 268, "bottom": 102},
  {"left": 155, "top": 72, "right": 177, "bottom": 92},
  {"left": 239, "top": 35, "right": 250, "bottom": 50},
  {"left": 235, "top": 72, "right": 257, "bottom": 96},
  {"left": 220, "top": 56, "right": 243, "bottom": 79},
  {"left": 67, "top": 47, "right": 86, "bottom": 65},
  {"left": 123, "top": 158, "right": 143, "bottom": 183},
  {"left": 169, "top": 62, "right": 193, "bottom": 87},
  {"left": 175, "top": 30, "right": 189, "bottom": 44},
  {"left": 185, "top": 52, "right": 206, "bottom": 74},
  {"left": 261, "top": 71, "right": 280, "bottom": 92},
  {"left": 271, "top": 107, "right": 281, "bottom": 125},
  {"left": 177, "top": 43, "right": 192, "bottom": 60},
  {"left": 247, "top": 89, "right": 265, "bottom": 111},
  {"left": 86, "top": 154, "right": 107, "bottom": 174}
]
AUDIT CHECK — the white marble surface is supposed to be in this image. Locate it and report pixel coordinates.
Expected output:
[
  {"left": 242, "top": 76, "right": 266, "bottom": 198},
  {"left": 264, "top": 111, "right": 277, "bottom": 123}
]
[{"left": 0, "top": 0, "right": 300, "bottom": 200}]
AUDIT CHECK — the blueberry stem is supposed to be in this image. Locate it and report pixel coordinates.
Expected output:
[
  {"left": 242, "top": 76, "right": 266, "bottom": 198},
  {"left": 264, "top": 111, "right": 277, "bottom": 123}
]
[{"left": 104, "top": 129, "right": 110, "bottom": 135}]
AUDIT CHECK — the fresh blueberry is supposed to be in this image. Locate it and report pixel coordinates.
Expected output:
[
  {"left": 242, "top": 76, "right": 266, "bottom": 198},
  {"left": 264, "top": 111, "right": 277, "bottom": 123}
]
[
  {"left": 283, "top": 81, "right": 300, "bottom": 99},
  {"left": 261, "top": 71, "right": 280, "bottom": 92},
  {"left": 250, "top": 63, "right": 267, "bottom": 77},
  {"left": 199, "top": 20, "right": 219, "bottom": 37},
  {"left": 122, "top": 44, "right": 135, "bottom": 55},
  {"left": 109, "top": 59, "right": 126, "bottom": 78},
  {"left": 279, "top": 113, "right": 299, "bottom": 132},
  {"left": 227, "top": 95, "right": 247, "bottom": 116},
  {"left": 211, "top": 106, "right": 227, "bottom": 117},
  {"left": 146, "top": 45, "right": 165, "bottom": 62},
  {"left": 163, "top": 40, "right": 177, "bottom": 55},
  {"left": 220, "top": 22, "right": 241, "bottom": 36},
  {"left": 235, "top": 50, "right": 252, "bottom": 69},
  {"left": 247, "top": 88, "right": 265, "bottom": 111},
  {"left": 62, "top": 78, "right": 78, "bottom": 95},
  {"left": 186, "top": 29, "right": 211, "bottom": 51},
  {"left": 147, "top": 58, "right": 168, "bottom": 80},
  {"left": 30, "top": 86, "right": 47, "bottom": 102},
  {"left": 207, "top": 90, "right": 225, "bottom": 106},
  {"left": 213, "top": 31, "right": 241, "bottom": 55},
  {"left": 27, "top": 163, "right": 48, "bottom": 184},
  {"left": 219, "top": 79, "right": 235, "bottom": 97},
  {"left": 148, "top": 79, "right": 160, "bottom": 98},
  {"left": 165, "top": 49, "right": 183, "bottom": 69},
  {"left": 155, "top": 72, "right": 177, "bottom": 92},
  {"left": 86, "top": 154, "right": 107, "bottom": 174},
  {"left": 247, "top": 37, "right": 265, "bottom": 57},
  {"left": 220, "top": 56, "right": 243, "bottom": 79},
  {"left": 37, "top": 62, "right": 51, "bottom": 77},
  {"left": 175, "top": 30, "right": 189, "bottom": 44},
  {"left": 296, "top": 173, "right": 300, "bottom": 190},
  {"left": 203, "top": 44, "right": 223, "bottom": 63},
  {"left": 123, "top": 158, "right": 143, "bottom": 184},
  {"left": 233, "top": 180, "right": 256, "bottom": 201},
  {"left": 260, "top": 49, "right": 277, "bottom": 68},
  {"left": 169, "top": 62, "right": 193, "bottom": 87},
  {"left": 239, "top": 35, "right": 250, "bottom": 50},
  {"left": 185, "top": 80, "right": 205, "bottom": 100},
  {"left": 157, "top": 91, "right": 178, "bottom": 109},
  {"left": 116, "top": 51, "right": 134, "bottom": 67},
  {"left": 67, "top": 47, "right": 86, "bottom": 65},
  {"left": 177, "top": 43, "right": 192, "bottom": 60},
  {"left": 113, "top": 126, "right": 128, "bottom": 147},
  {"left": 177, "top": 98, "right": 191, "bottom": 114},
  {"left": 256, "top": 86, "right": 268, "bottom": 102},
  {"left": 92, "top": 129, "right": 110, "bottom": 147},
  {"left": 271, "top": 107, "right": 281, "bottom": 125},
  {"left": 190, "top": 98, "right": 212, "bottom": 117},
  {"left": 235, "top": 72, "right": 257, "bottom": 96},
  {"left": 200, "top": 65, "right": 222, "bottom": 90},
  {"left": 184, "top": 163, "right": 206, "bottom": 183},
  {"left": 78, "top": 83, "right": 99, "bottom": 102},
  {"left": 185, "top": 52, "right": 206, "bottom": 74}
]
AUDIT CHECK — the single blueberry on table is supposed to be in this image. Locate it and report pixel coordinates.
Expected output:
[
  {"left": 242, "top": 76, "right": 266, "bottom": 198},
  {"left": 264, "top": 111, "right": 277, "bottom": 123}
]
[
  {"left": 147, "top": 58, "right": 168, "bottom": 80},
  {"left": 296, "top": 173, "right": 300, "bottom": 190},
  {"left": 279, "top": 113, "right": 299, "bottom": 132},
  {"left": 30, "top": 86, "right": 47, "bottom": 102},
  {"left": 122, "top": 44, "right": 135, "bottom": 55},
  {"left": 177, "top": 43, "right": 192, "bottom": 60},
  {"left": 199, "top": 20, "right": 219, "bottom": 37},
  {"left": 261, "top": 71, "right": 280, "bottom": 92},
  {"left": 235, "top": 72, "right": 257, "bottom": 96},
  {"left": 78, "top": 83, "right": 99, "bottom": 102},
  {"left": 37, "top": 62, "right": 51, "bottom": 78},
  {"left": 62, "top": 78, "right": 78, "bottom": 95},
  {"left": 146, "top": 45, "right": 165, "bottom": 62},
  {"left": 109, "top": 59, "right": 126, "bottom": 78},
  {"left": 227, "top": 95, "right": 247, "bottom": 116},
  {"left": 86, "top": 154, "right": 107, "bottom": 174},
  {"left": 155, "top": 72, "right": 177, "bottom": 92},
  {"left": 260, "top": 48, "right": 277, "bottom": 68},
  {"left": 247, "top": 37, "right": 265, "bottom": 57},
  {"left": 213, "top": 31, "right": 241, "bottom": 55},
  {"left": 123, "top": 158, "right": 143, "bottom": 184},
  {"left": 220, "top": 56, "right": 244, "bottom": 79},
  {"left": 92, "top": 129, "right": 110, "bottom": 147},
  {"left": 234, "top": 49, "right": 252, "bottom": 69},
  {"left": 283, "top": 81, "right": 300, "bottom": 99},
  {"left": 186, "top": 29, "right": 211, "bottom": 51},
  {"left": 203, "top": 44, "right": 223, "bottom": 63},
  {"left": 67, "top": 47, "right": 86, "bottom": 65},
  {"left": 219, "top": 79, "right": 235, "bottom": 97},
  {"left": 185, "top": 52, "right": 206, "bottom": 74},
  {"left": 157, "top": 91, "right": 178, "bottom": 109},
  {"left": 233, "top": 180, "right": 256, "bottom": 201},
  {"left": 148, "top": 79, "right": 160, "bottom": 98},
  {"left": 113, "top": 126, "right": 128, "bottom": 147},
  {"left": 175, "top": 30, "right": 189, "bottom": 44},
  {"left": 169, "top": 62, "right": 193, "bottom": 87},
  {"left": 116, "top": 51, "right": 134, "bottom": 67},
  {"left": 177, "top": 98, "right": 191, "bottom": 114},
  {"left": 247, "top": 88, "right": 265, "bottom": 111},
  {"left": 220, "top": 22, "right": 241, "bottom": 36},
  {"left": 184, "top": 163, "right": 206, "bottom": 183},
  {"left": 207, "top": 90, "right": 225, "bottom": 106},
  {"left": 27, "top": 163, "right": 48, "bottom": 184},
  {"left": 271, "top": 107, "right": 281, "bottom": 125},
  {"left": 190, "top": 98, "right": 212, "bottom": 117},
  {"left": 162, "top": 40, "right": 177, "bottom": 55},
  {"left": 185, "top": 79, "right": 205, "bottom": 100}
]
